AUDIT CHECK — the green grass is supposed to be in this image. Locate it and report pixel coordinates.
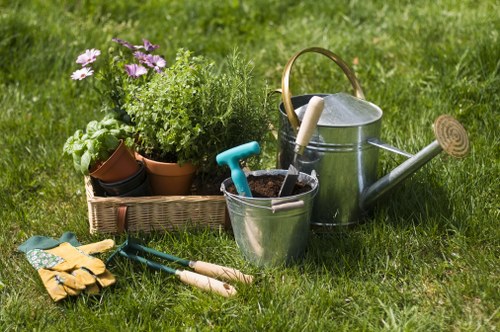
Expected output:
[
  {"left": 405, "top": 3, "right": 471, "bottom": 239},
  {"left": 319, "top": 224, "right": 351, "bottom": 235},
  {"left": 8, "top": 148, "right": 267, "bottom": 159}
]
[{"left": 1, "top": 0, "right": 499, "bottom": 330}]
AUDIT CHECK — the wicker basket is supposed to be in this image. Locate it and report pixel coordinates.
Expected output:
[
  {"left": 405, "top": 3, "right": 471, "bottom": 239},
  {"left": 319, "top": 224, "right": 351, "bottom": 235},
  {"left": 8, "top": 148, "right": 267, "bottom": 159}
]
[{"left": 85, "top": 177, "right": 229, "bottom": 234}]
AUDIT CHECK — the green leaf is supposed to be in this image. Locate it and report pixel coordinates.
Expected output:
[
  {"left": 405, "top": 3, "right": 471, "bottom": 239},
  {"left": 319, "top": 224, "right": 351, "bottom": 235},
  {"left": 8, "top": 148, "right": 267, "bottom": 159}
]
[{"left": 80, "top": 150, "right": 92, "bottom": 174}]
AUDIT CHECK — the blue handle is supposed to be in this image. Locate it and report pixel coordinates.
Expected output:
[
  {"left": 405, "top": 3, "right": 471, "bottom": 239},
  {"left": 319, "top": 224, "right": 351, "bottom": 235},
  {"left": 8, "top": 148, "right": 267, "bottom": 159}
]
[
  {"left": 231, "top": 167, "right": 252, "bottom": 197},
  {"left": 216, "top": 141, "right": 260, "bottom": 197}
]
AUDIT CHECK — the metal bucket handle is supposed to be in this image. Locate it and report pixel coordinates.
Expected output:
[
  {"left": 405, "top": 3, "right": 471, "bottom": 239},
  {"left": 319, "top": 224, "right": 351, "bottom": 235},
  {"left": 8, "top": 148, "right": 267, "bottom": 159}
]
[
  {"left": 225, "top": 194, "right": 305, "bottom": 213},
  {"left": 281, "top": 47, "right": 366, "bottom": 133}
]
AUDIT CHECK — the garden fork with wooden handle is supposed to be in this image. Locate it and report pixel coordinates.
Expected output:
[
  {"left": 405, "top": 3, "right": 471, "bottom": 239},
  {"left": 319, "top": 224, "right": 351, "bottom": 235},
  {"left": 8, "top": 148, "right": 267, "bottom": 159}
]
[{"left": 107, "top": 238, "right": 254, "bottom": 297}]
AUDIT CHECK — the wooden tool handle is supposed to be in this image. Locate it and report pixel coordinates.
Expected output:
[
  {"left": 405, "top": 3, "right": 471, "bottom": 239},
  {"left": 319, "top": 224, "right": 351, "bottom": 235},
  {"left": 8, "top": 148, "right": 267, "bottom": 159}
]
[
  {"left": 294, "top": 96, "right": 325, "bottom": 155},
  {"left": 191, "top": 261, "right": 254, "bottom": 284},
  {"left": 176, "top": 270, "right": 237, "bottom": 297}
]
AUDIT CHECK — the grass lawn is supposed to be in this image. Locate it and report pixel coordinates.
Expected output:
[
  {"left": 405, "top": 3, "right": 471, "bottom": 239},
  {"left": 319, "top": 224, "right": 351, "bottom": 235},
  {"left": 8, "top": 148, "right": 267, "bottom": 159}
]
[{"left": 1, "top": 0, "right": 498, "bottom": 330}]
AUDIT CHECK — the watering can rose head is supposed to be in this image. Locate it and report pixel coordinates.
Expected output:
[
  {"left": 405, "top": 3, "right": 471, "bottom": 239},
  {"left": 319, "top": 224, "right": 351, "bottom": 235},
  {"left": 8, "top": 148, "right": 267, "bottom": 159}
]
[{"left": 69, "top": 38, "right": 167, "bottom": 121}]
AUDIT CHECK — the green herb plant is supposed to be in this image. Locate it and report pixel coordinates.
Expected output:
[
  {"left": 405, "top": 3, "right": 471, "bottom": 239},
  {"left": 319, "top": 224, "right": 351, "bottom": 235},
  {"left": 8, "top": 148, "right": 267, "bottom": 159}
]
[
  {"left": 126, "top": 49, "right": 271, "bottom": 178},
  {"left": 63, "top": 115, "right": 134, "bottom": 175},
  {"left": 197, "top": 50, "right": 272, "bottom": 178},
  {"left": 125, "top": 49, "right": 208, "bottom": 164}
]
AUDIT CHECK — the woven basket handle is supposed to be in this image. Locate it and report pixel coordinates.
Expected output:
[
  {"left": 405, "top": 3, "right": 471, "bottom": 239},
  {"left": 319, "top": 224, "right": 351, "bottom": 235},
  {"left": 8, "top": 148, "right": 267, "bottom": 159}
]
[{"left": 281, "top": 47, "right": 365, "bottom": 133}]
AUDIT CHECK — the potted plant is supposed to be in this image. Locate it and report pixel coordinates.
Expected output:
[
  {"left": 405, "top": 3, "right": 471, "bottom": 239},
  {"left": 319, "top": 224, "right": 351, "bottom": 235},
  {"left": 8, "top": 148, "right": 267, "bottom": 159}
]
[
  {"left": 66, "top": 38, "right": 272, "bottom": 233},
  {"left": 62, "top": 115, "right": 142, "bottom": 185},
  {"left": 125, "top": 49, "right": 272, "bottom": 195},
  {"left": 65, "top": 38, "right": 167, "bottom": 195},
  {"left": 67, "top": 37, "right": 271, "bottom": 196}
]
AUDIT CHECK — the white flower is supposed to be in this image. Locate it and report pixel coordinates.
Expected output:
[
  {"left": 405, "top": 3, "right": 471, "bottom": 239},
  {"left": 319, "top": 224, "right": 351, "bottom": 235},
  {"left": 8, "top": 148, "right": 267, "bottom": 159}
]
[
  {"left": 76, "top": 48, "right": 101, "bottom": 66},
  {"left": 71, "top": 67, "right": 94, "bottom": 80}
]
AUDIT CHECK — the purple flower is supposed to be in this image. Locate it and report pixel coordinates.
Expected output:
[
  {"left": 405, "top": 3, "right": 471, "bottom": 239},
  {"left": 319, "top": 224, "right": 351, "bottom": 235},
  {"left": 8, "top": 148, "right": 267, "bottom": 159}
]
[
  {"left": 124, "top": 64, "right": 148, "bottom": 78},
  {"left": 113, "top": 37, "right": 160, "bottom": 53},
  {"left": 71, "top": 67, "right": 94, "bottom": 80},
  {"left": 133, "top": 51, "right": 148, "bottom": 63},
  {"left": 76, "top": 49, "right": 101, "bottom": 67},
  {"left": 144, "top": 54, "right": 166, "bottom": 72},
  {"left": 142, "top": 39, "right": 159, "bottom": 52},
  {"left": 112, "top": 37, "right": 137, "bottom": 50}
]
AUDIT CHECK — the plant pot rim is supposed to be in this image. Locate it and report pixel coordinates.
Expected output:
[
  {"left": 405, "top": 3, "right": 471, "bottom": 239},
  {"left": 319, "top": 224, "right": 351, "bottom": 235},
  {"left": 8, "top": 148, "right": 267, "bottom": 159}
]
[{"left": 135, "top": 152, "right": 197, "bottom": 176}]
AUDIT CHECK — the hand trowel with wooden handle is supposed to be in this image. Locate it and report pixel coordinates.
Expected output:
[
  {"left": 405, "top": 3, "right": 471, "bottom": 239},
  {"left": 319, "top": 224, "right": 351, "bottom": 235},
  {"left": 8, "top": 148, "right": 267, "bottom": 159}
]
[{"left": 278, "top": 96, "right": 325, "bottom": 197}]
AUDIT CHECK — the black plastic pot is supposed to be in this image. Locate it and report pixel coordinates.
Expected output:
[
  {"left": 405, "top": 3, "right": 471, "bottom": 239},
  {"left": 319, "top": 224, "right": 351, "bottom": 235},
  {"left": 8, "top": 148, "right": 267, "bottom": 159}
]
[{"left": 98, "top": 161, "right": 152, "bottom": 197}]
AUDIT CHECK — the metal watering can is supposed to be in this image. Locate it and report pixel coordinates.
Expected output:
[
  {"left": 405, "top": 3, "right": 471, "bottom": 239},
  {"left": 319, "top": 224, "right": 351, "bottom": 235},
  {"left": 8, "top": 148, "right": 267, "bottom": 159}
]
[{"left": 278, "top": 47, "right": 470, "bottom": 226}]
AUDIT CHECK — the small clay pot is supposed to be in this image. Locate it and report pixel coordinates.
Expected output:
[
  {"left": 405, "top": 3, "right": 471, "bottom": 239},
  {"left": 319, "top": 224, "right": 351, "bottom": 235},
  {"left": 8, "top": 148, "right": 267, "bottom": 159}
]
[
  {"left": 98, "top": 161, "right": 152, "bottom": 197},
  {"left": 135, "top": 153, "right": 197, "bottom": 196},
  {"left": 90, "top": 140, "right": 140, "bottom": 183}
]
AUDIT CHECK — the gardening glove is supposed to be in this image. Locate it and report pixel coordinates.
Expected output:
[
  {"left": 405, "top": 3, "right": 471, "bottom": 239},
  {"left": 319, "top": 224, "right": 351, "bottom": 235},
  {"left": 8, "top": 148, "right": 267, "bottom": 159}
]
[
  {"left": 25, "top": 248, "right": 86, "bottom": 301},
  {"left": 69, "top": 266, "right": 116, "bottom": 291},
  {"left": 19, "top": 234, "right": 116, "bottom": 301},
  {"left": 45, "top": 242, "right": 116, "bottom": 293},
  {"left": 45, "top": 242, "right": 107, "bottom": 275},
  {"left": 77, "top": 239, "right": 115, "bottom": 255},
  {"left": 72, "top": 238, "right": 117, "bottom": 292},
  {"left": 19, "top": 233, "right": 112, "bottom": 275}
]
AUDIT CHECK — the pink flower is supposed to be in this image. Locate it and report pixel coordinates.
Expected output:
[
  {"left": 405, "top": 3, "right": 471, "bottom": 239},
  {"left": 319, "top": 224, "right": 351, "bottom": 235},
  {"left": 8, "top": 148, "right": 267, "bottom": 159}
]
[
  {"left": 144, "top": 55, "right": 166, "bottom": 72},
  {"left": 133, "top": 51, "right": 148, "bottom": 63},
  {"left": 124, "top": 64, "right": 148, "bottom": 78},
  {"left": 76, "top": 49, "right": 101, "bottom": 67},
  {"left": 112, "top": 38, "right": 137, "bottom": 50},
  {"left": 71, "top": 67, "right": 94, "bottom": 80},
  {"left": 142, "top": 39, "right": 159, "bottom": 52},
  {"left": 113, "top": 37, "right": 160, "bottom": 53}
]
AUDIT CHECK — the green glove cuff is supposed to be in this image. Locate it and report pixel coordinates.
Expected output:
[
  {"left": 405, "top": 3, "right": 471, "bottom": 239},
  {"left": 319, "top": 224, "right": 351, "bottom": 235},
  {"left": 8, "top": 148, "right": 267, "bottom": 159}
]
[
  {"left": 18, "top": 232, "right": 81, "bottom": 253},
  {"left": 58, "top": 232, "right": 82, "bottom": 246}
]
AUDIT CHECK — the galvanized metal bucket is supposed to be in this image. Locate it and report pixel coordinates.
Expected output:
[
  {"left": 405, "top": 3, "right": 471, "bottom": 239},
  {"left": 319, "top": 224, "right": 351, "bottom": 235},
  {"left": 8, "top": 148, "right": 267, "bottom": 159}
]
[
  {"left": 278, "top": 47, "right": 381, "bottom": 226},
  {"left": 220, "top": 170, "right": 318, "bottom": 267}
]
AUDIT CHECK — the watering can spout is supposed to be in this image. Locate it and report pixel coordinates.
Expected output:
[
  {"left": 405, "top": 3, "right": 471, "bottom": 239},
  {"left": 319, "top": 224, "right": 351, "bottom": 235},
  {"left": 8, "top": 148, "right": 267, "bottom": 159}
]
[{"left": 360, "top": 115, "right": 469, "bottom": 209}]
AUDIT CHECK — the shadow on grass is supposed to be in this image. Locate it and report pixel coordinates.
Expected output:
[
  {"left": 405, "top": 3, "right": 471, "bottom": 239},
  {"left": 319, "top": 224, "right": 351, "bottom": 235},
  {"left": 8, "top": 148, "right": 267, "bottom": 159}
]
[
  {"left": 372, "top": 174, "right": 455, "bottom": 228},
  {"left": 303, "top": 174, "right": 457, "bottom": 275}
]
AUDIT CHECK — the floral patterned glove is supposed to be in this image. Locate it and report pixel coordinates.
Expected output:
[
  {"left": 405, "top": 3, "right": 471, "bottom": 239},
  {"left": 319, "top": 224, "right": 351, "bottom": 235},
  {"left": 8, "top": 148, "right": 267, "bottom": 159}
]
[
  {"left": 25, "top": 248, "right": 87, "bottom": 301},
  {"left": 19, "top": 234, "right": 116, "bottom": 301}
]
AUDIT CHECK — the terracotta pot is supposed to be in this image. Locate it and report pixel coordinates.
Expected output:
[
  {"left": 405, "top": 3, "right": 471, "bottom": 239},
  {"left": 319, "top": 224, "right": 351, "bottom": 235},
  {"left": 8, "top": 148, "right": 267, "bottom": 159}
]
[
  {"left": 90, "top": 140, "right": 140, "bottom": 183},
  {"left": 136, "top": 153, "right": 197, "bottom": 195}
]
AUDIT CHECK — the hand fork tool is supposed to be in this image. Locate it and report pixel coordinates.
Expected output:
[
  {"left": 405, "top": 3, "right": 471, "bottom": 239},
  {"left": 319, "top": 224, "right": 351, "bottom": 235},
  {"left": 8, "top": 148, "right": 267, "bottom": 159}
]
[{"left": 107, "top": 238, "right": 253, "bottom": 297}]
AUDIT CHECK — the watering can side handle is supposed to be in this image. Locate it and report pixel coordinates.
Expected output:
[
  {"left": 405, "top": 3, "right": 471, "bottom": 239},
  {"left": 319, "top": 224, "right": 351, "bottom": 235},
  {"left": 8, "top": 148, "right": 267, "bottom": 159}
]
[{"left": 281, "top": 47, "right": 365, "bottom": 133}]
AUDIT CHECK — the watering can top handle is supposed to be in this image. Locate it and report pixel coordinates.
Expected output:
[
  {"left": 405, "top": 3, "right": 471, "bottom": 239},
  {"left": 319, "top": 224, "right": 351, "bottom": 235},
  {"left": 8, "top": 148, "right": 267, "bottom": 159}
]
[{"left": 281, "top": 47, "right": 365, "bottom": 133}]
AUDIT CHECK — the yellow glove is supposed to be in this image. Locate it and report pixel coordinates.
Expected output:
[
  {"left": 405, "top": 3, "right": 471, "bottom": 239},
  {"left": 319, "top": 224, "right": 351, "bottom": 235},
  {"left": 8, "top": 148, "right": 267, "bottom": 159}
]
[
  {"left": 73, "top": 240, "right": 116, "bottom": 292},
  {"left": 77, "top": 239, "right": 115, "bottom": 255},
  {"left": 25, "top": 249, "right": 87, "bottom": 301},
  {"left": 37, "top": 269, "right": 86, "bottom": 301},
  {"left": 70, "top": 267, "right": 116, "bottom": 291},
  {"left": 25, "top": 240, "right": 116, "bottom": 301},
  {"left": 45, "top": 242, "right": 106, "bottom": 275}
]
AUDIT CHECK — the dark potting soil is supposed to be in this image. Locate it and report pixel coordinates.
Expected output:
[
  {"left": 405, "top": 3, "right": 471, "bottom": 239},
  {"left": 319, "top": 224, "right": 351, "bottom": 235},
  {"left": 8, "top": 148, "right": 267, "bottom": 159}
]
[{"left": 226, "top": 174, "right": 312, "bottom": 198}]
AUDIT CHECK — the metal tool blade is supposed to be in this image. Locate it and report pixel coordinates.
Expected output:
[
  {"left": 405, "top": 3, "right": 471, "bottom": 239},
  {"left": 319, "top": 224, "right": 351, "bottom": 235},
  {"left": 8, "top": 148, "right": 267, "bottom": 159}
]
[{"left": 278, "top": 164, "right": 299, "bottom": 197}]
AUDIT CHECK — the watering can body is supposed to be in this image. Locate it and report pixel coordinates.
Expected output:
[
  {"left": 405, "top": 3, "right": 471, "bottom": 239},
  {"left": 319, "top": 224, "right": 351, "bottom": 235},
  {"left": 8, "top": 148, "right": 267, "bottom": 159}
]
[
  {"left": 278, "top": 47, "right": 469, "bottom": 226},
  {"left": 279, "top": 93, "right": 382, "bottom": 225}
]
